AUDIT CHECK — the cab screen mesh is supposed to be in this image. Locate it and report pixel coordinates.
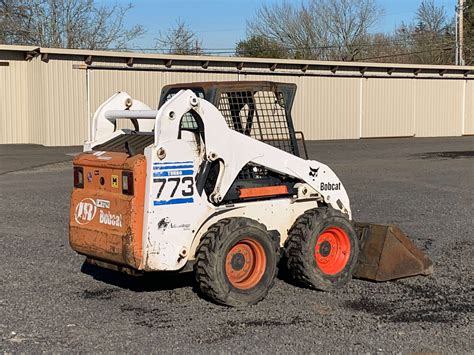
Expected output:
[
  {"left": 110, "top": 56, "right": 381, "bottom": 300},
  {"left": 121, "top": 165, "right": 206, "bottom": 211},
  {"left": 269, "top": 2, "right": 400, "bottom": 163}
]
[{"left": 217, "top": 90, "right": 296, "bottom": 155}]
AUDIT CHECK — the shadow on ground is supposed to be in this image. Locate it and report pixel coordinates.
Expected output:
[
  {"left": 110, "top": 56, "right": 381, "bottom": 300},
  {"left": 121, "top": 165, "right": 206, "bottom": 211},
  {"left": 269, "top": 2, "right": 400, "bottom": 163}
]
[{"left": 80, "top": 261, "right": 195, "bottom": 293}]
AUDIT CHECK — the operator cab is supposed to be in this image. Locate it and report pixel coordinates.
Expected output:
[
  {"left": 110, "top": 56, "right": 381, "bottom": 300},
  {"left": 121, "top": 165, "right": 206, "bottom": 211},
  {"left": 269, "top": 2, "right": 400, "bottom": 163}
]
[
  {"left": 159, "top": 81, "right": 303, "bottom": 158},
  {"left": 159, "top": 81, "right": 306, "bottom": 203}
]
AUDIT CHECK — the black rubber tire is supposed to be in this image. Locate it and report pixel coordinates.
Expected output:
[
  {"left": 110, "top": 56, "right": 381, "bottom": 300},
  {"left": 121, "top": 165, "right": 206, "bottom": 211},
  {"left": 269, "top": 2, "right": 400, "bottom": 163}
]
[
  {"left": 285, "top": 207, "right": 359, "bottom": 291},
  {"left": 194, "top": 217, "right": 279, "bottom": 307}
]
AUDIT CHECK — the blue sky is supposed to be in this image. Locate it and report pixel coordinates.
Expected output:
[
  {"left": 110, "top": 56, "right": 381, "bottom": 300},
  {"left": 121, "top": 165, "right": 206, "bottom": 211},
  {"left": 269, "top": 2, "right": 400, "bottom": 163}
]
[{"left": 102, "top": 0, "right": 456, "bottom": 52}]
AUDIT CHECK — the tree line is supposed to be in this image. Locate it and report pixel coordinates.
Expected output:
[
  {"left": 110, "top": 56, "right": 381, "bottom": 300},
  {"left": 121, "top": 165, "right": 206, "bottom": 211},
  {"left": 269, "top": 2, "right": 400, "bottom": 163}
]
[
  {"left": 1, "top": 0, "right": 472, "bottom": 65},
  {"left": 235, "top": 0, "right": 471, "bottom": 65}
]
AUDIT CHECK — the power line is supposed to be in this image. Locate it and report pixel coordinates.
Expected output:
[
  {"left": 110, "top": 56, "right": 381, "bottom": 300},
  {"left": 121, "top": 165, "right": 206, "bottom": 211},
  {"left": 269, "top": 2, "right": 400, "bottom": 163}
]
[{"left": 145, "top": 28, "right": 246, "bottom": 35}]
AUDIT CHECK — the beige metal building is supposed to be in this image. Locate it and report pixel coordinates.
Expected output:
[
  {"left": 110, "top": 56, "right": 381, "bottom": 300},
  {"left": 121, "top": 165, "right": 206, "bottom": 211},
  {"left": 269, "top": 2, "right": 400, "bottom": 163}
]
[{"left": 0, "top": 45, "right": 473, "bottom": 146}]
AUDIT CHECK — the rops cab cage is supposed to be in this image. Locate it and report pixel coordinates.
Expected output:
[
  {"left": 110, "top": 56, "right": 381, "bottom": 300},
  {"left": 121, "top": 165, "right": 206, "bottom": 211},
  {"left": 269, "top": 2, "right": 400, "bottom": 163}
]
[{"left": 159, "top": 81, "right": 301, "bottom": 157}]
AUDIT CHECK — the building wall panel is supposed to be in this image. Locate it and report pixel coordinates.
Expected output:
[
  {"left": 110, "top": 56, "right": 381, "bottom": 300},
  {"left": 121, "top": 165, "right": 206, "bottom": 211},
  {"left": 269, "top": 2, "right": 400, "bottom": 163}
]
[
  {"left": 0, "top": 52, "right": 29, "bottom": 144},
  {"left": 89, "top": 69, "right": 239, "bottom": 109},
  {"left": 26, "top": 58, "right": 46, "bottom": 145},
  {"left": 362, "top": 78, "right": 415, "bottom": 137},
  {"left": 414, "top": 80, "right": 464, "bottom": 137},
  {"left": 239, "top": 74, "right": 360, "bottom": 140},
  {"left": 464, "top": 80, "right": 474, "bottom": 135},
  {"left": 36, "top": 56, "right": 88, "bottom": 146}
]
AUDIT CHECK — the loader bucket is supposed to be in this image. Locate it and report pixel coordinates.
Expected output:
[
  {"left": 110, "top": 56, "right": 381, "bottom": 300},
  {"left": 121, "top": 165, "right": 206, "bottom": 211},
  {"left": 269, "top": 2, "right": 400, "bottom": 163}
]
[{"left": 353, "top": 223, "right": 433, "bottom": 281}]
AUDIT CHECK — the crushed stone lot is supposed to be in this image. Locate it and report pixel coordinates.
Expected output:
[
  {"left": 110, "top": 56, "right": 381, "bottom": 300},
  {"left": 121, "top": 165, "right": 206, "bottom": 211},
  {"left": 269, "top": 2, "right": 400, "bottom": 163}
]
[{"left": 0, "top": 137, "right": 473, "bottom": 352}]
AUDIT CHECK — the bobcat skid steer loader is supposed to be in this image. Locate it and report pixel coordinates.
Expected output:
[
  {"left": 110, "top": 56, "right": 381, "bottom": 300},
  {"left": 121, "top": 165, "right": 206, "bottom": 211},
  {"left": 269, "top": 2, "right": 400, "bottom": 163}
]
[{"left": 69, "top": 81, "right": 432, "bottom": 306}]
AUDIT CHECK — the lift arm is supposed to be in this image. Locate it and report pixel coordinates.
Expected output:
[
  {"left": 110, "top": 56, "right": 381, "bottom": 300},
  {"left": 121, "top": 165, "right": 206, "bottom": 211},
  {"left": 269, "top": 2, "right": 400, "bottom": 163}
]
[{"left": 154, "top": 90, "right": 352, "bottom": 218}]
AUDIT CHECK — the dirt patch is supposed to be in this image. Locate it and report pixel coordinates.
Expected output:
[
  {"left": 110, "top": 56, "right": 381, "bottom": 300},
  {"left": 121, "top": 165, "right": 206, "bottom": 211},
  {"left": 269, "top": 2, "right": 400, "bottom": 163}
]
[
  {"left": 81, "top": 288, "right": 119, "bottom": 300},
  {"left": 415, "top": 151, "right": 474, "bottom": 160},
  {"left": 344, "top": 281, "right": 473, "bottom": 324}
]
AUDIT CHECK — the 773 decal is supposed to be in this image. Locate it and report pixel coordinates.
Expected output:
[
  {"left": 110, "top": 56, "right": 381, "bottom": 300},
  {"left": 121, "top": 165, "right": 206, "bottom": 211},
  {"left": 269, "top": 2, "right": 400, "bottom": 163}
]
[{"left": 153, "top": 161, "right": 195, "bottom": 206}]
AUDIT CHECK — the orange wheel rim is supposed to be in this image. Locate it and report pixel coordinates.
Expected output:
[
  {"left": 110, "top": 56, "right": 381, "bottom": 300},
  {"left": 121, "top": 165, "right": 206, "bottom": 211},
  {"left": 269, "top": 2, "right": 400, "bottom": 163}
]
[
  {"left": 225, "top": 238, "right": 266, "bottom": 290},
  {"left": 314, "top": 227, "right": 351, "bottom": 275}
]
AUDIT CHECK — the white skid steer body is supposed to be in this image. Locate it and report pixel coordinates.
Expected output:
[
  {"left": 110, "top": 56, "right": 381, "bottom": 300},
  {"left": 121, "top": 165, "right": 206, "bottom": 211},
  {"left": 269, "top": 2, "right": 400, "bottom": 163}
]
[{"left": 85, "top": 89, "right": 351, "bottom": 272}]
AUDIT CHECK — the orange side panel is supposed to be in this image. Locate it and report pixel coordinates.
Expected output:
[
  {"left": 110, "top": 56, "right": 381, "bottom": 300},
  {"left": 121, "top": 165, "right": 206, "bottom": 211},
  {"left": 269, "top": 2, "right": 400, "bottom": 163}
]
[
  {"left": 69, "top": 152, "right": 146, "bottom": 269},
  {"left": 131, "top": 157, "right": 146, "bottom": 266},
  {"left": 239, "top": 185, "right": 289, "bottom": 198}
]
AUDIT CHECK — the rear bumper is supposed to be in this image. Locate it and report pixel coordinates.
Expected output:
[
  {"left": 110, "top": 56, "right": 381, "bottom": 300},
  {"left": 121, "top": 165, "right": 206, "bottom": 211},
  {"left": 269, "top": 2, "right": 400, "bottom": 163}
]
[
  {"left": 69, "top": 223, "right": 139, "bottom": 268},
  {"left": 84, "top": 257, "right": 144, "bottom": 276}
]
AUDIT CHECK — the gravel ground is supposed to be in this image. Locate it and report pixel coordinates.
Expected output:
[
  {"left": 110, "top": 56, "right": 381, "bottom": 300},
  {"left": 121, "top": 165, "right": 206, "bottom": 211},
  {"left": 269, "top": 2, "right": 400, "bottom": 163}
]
[{"left": 0, "top": 137, "right": 473, "bottom": 353}]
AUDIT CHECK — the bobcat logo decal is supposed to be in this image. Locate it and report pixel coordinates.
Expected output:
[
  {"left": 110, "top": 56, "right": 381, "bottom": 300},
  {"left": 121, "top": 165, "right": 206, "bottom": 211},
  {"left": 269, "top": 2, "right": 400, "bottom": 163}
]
[{"left": 309, "top": 166, "right": 319, "bottom": 178}]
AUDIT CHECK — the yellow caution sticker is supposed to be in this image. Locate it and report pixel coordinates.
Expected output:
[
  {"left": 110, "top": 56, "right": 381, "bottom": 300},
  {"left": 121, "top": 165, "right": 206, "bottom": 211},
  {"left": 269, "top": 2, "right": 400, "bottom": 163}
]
[{"left": 111, "top": 175, "right": 119, "bottom": 188}]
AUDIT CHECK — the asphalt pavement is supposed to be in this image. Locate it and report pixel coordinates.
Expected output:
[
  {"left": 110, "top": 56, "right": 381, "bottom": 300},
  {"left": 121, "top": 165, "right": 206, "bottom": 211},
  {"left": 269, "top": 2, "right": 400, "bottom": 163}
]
[
  {"left": 0, "top": 144, "right": 80, "bottom": 175},
  {"left": 0, "top": 137, "right": 473, "bottom": 352}
]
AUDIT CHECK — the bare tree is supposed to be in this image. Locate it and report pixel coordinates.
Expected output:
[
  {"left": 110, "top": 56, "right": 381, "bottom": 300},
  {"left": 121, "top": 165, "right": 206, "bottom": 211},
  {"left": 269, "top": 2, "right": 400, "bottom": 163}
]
[
  {"left": 465, "top": 0, "right": 474, "bottom": 64},
  {"left": 317, "top": 0, "right": 383, "bottom": 60},
  {"left": 416, "top": 0, "right": 448, "bottom": 33},
  {"left": 246, "top": 0, "right": 382, "bottom": 60},
  {"left": 393, "top": 1, "right": 454, "bottom": 64},
  {"left": 356, "top": 0, "right": 455, "bottom": 65},
  {"left": 0, "top": 0, "right": 144, "bottom": 49},
  {"left": 247, "top": 1, "right": 328, "bottom": 59},
  {"left": 155, "top": 20, "right": 203, "bottom": 55}
]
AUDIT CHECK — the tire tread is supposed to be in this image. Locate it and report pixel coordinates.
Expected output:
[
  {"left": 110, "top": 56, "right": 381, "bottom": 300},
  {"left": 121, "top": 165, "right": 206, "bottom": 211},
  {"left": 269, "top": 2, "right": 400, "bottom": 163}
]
[
  {"left": 195, "top": 217, "right": 279, "bottom": 306},
  {"left": 285, "top": 207, "right": 358, "bottom": 291}
]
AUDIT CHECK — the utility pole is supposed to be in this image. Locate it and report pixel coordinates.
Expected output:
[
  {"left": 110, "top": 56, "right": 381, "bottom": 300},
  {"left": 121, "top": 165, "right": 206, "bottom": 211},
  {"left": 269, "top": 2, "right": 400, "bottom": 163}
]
[
  {"left": 456, "top": 4, "right": 459, "bottom": 65},
  {"left": 459, "top": 0, "right": 465, "bottom": 65}
]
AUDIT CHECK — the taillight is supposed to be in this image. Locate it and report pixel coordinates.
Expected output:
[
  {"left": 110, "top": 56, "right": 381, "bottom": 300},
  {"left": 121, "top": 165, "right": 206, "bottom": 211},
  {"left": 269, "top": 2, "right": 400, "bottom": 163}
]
[
  {"left": 73, "top": 167, "right": 84, "bottom": 188},
  {"left": 122, "top": 171, "right": 134, "bottom": 195}
]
